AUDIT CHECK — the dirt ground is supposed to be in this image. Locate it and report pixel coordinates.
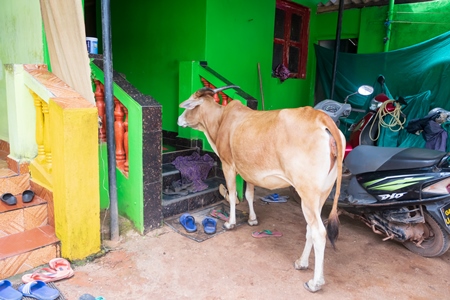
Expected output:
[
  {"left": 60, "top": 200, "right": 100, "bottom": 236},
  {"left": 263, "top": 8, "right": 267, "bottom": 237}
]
[{"left": 24, "top": 187, "right": 450, "bottom": 299}]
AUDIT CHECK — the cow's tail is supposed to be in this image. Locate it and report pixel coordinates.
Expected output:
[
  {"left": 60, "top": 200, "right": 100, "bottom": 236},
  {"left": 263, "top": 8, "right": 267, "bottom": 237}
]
[{"left": 325, "top": 117, "right": 344, "bottom": 250}]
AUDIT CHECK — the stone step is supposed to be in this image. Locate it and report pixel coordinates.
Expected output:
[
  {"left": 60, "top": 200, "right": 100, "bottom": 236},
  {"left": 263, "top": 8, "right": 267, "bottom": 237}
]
[
  {"left": 0, "top": 173, "right": 31, "bottom": 196},
  {"left": 162, "top": 176, "right": 225, "bottom": 219},
  {"left": 0, "top": 225, "right": 60, "bottom": 279},
  {"left": 0, "top": 194, "right": 49, "bottom": 237},
  {"left": 161, "top": 145, "right": 225, "bottom": 219}
]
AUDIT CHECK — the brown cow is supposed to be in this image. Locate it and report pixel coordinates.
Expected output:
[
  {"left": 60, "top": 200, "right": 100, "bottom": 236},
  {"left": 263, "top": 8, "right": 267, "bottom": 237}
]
[{"left": 178, "top": 86, "right": 345, "bottom": 292}]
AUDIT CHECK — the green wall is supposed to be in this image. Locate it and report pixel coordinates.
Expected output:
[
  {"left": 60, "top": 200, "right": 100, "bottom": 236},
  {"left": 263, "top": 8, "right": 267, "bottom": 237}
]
[
  {"left": 204, "top": 0, "right": 316, "bottom": 111},
  {"left": 110, "top": 0, "right": 207, "bottom": 133},
  {"left": 108, "top": 0, "right": 450, "bottom": 134},
  {"left": 0, "top": 0, "right": 44, "bottom": 141},
  {"left": 314, "top": 0, "right": 450, "bottom": 54}
]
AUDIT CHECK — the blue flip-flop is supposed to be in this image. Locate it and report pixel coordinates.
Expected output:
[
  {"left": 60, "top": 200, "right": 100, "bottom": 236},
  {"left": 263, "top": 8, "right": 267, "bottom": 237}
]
[
  {"left": 259, "top": 193, "right": 288, "bottom": 203},
  {"left": 202, "top": 217, "right": 217, "bottom": 234},
  {"left": 18, "top": 280, "right": 60, "bottom": 300},
  {"left": 179, "top": 213, "right": 197, "bottom": 233},
  {"left": 0, "top": 280, "right": 22, "bottom": 300}
]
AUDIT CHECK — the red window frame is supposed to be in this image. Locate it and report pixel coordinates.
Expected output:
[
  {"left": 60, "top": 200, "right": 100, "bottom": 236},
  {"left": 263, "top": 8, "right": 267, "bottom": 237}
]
[{"left": 273, "top": 0, "right": 310, "bottom": 79}]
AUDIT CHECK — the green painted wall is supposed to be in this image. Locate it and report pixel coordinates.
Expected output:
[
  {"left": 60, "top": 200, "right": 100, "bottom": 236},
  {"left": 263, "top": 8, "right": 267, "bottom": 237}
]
[
  {"left": 204, "top": 0, "right": 316, "bottom": 111},
  {"left": 314, "top": 0, "right": 450, "bottom": 54},
  {"left": 0, "top": 0, "right": 44, "bottom": 141},
  {"left": 91, "top": 64, "right": 146, "bottom": 233},
  {"left": 110, "top": 0, "right": 207, "bottom": 133},
  {"left": 107, "top": 0, "right": 450, "bottom": 134}
]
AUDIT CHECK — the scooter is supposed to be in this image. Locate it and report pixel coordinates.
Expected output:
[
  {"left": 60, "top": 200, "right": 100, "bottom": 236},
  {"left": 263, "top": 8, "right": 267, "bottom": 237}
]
[
  {"left": 332, "top": 144, "right": 450, "bottom": 257},
  {"left": 313, "top": 80, "right": 450, "bottom": 257}
]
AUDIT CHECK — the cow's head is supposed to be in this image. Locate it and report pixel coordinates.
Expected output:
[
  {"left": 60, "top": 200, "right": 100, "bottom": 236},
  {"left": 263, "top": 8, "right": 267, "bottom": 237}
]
[{"left": 177, "top": 85, "right": 239, "bottom": 130}]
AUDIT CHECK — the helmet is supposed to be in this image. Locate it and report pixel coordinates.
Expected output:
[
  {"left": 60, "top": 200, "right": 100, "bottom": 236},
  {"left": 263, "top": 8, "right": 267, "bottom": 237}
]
[{"left": 427, "top": 107, "right": 450, "bottom": 123}]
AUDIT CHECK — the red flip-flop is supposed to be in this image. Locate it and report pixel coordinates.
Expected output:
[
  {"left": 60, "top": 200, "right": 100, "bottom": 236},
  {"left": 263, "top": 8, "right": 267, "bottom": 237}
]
[
  {"left": 209, "top": 209, "right": 229, "bottom": 222},
  {"left": 252, "top": 230, "right": 283, "bottom": 238},
  {"left": 22, "top": 258, "right": 74, "bottom": 283}
]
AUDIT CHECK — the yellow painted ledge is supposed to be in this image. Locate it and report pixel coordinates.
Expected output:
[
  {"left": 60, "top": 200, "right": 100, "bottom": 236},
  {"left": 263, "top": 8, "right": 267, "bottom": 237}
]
[{"left": 24, "top": 64, "right": 101, "bottom": 260}]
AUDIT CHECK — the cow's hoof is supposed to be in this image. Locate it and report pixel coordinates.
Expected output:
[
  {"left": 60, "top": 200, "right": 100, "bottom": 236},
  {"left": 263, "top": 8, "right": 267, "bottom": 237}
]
[
  {"left": 303, "top": 281, "right": 322, "bottom": 293},
  {"left": 223, "top": 222, "right": 236, "bottom": 230},
  {"left": 247, "top": 218, "right": 258, "bottom": 226},
  {"left": 294, "top": 259, "right": 308, "bottom": 270}
]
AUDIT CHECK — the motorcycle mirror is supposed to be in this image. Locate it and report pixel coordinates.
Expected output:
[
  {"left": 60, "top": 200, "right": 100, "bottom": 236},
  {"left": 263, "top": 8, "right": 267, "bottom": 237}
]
[
  {"left": 357, "top": 85, "right": 374, "bottom": 96},
  {"left": 396, "top": 96, "right": 407, "bottom": 106}
]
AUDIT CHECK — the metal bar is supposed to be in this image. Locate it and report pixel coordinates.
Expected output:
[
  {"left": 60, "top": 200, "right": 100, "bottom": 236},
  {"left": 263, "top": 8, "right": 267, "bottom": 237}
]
[
  {"left": 101, "top": 0, "right": 119, "bottom": 241},
  {"left": 384, "top": 0, "right": 395, "bottom": 52},
  {"left": 330, "top": 0, "right": 345, "bottom": 100}
]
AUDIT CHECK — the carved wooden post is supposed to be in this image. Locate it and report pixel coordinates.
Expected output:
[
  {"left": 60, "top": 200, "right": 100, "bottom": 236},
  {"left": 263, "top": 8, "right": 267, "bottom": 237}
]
[
  {"left": 213, "top": 93, "right": 220, "bottom": 104},
  {"left": 94, "top": 80, "right": 106, "bottom": 142},
  {"left": 42, "top": 101, "right": 52, "bottom": 172},
  {"left": 200, "top": 77, "right": 210, "bottom": 89},
  {"left": 123, "top": 107, "right": 129, "bottom": 174},
  {"left": 201, "top": 77, "right": 223, "bottom": 103},
  {"left": 221, "top": 92, "right": 228, "bottom": 106},
  {"left": 31, "top": 91, "right": 46, "bottom": 163},
  {"left": 114, "top": 97, "right": 126, "bottom": 170}
]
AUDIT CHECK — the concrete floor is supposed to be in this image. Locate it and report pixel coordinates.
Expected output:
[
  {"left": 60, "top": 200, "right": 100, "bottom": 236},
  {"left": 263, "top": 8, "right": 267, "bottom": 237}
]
[{"left": 9, "top": 186, "right": 450, "bottom": 300}]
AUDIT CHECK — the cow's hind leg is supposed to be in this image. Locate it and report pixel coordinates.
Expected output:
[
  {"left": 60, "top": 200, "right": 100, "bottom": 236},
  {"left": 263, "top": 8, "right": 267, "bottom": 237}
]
[
  {"left": 295, "top": 191, "right": 327, "bottom": 293},
  {"left": 245, "top": 183, "right": 258, "bottom": 226},
  {"left": 295, "top": 223, "right": 312, "bottom": 270}
]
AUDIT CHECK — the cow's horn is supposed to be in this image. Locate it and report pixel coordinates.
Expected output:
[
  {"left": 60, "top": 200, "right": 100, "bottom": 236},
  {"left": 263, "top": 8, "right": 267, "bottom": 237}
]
[{"left": 213, "top": 85, "right": 240, "bottom": 94}]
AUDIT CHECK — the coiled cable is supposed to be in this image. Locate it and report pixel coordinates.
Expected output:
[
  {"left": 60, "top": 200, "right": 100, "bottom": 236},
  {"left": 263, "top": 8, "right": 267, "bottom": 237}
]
[{"left": 369, "top": 100, "right": 406, "bottom": 141}]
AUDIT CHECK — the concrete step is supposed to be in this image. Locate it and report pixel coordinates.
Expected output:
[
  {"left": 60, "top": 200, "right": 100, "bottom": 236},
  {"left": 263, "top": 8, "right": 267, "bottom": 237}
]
[
  {"left": 0, "top": 225, "right": 60, "bottom": 279},
  {"left": 0, "top": 193, "right": 60, "bottom": 280},
  {"left": 161, "top": 146, "right": 225, "bottom": 219},
  {"left": 0, "top": 194, "right": 49, "bottom": 237},
  {"left": 162, "top": 177, "right": 225, "bottom": 219}
]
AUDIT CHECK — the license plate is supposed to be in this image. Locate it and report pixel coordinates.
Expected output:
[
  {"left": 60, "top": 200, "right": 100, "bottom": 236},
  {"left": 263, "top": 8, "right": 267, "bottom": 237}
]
[{"left": 440, "top": 202, "right": 450, "bottom": 229}]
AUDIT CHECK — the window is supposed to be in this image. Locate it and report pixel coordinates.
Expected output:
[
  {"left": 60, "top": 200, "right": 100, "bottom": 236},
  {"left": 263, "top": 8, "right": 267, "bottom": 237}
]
[{"left": 272, "top": 0, "right": 310, "bottom": 80}]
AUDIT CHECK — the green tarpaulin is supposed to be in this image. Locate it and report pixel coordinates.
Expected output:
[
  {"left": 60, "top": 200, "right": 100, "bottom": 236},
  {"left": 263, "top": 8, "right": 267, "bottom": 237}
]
[{"left": 315, "top": 30, "right": 450, "bottom": 150}]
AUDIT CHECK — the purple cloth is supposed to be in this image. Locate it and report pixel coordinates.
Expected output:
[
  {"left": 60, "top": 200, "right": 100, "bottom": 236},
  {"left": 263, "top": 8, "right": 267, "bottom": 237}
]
[
  {"left": 273, "top": 64, "right": 291, "bottom": 83},
  {"left": 423, "top": 121, "right": 448, "bottom": 151},
  {"left": 172, "top": 152, "right": 215, "bottom": 192}
]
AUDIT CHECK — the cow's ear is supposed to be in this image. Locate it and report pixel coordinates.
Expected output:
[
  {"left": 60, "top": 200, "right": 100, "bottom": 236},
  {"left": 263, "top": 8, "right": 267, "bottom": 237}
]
[{"left": 180, "top": 98, "right": 204, "bottom": 109}]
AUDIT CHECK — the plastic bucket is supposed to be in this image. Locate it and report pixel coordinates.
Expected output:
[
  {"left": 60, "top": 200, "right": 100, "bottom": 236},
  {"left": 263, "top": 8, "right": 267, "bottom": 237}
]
[{"left": 86, "top": 37, "right": 98, "bottom": 54}]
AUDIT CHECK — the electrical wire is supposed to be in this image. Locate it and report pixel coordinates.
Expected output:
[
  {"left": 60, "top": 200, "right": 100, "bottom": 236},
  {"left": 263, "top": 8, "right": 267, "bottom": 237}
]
[{"left": 369, "top": 100, "right": 406, "bottom": 141}]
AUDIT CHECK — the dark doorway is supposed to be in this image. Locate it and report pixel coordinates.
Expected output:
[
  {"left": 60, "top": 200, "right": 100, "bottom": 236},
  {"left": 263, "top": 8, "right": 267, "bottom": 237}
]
[
  {"left": 314, "top": 38, "right": 358, "bottom": 104},
  {"left": 84, "top": 0, "right": 98, "bottom": 40}
]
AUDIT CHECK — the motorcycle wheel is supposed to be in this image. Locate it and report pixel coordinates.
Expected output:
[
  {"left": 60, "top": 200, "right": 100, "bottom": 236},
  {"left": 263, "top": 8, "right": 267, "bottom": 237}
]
[{"left": 402, "top": 211, "right": 450, "bottom": 257}]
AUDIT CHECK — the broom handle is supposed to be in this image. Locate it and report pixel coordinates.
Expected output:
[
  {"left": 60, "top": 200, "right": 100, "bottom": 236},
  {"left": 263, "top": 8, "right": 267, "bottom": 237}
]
[{"left": 257, "top": 63, "right": 265, "bottom": 111}]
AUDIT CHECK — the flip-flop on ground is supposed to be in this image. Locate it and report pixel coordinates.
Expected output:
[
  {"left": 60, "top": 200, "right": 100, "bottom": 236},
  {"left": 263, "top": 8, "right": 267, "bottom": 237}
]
[
  {"left": 259, "top": 193, "right": 289, "bottom": 203},
  {"left": 252, "top": 230, "right": 283, "bottom": 238},
  {"left": 209, "top": 208, "right": 229, "bottom": 222}
]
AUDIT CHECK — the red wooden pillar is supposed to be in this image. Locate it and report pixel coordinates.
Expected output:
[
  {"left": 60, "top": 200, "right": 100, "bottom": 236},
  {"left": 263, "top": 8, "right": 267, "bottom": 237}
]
[
  {"left": 94, "top": 80, "right": 107, "bottom": 142},
  {"left": 221, "top": 92, "right": 229, "bottom": 106},
  {"left": 123, "top": 107, "right": 129, "bottom": 174},
  {"left": 114, "top": 97, "right": 126, "bottom": 169}
]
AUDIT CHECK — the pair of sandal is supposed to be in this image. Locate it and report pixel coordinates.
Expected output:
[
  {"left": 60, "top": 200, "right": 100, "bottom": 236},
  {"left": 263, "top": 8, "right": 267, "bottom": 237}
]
[
  {"left": 252, "top": 229, "right": 283, "bottom": 238},
  {"left": 209, "top": 209, "right": 229, "bottom": 222},
  {"left": 21, "top": 258, "right": 74, "bottom": 284},
  {"left": 0, "top": 279, "right": 59, "bottom": 300},
  {"left": 179, "top": 213, "right": 217, "bottom": 235},
  {"left": 163, "top": 181, "right": 194, "bottom": 196},
  {"left": 0, "top": 190, "right": 35, "bottom": 206},
  {"left": 259, "top": 193, "right": 289, "bottom": 203}
]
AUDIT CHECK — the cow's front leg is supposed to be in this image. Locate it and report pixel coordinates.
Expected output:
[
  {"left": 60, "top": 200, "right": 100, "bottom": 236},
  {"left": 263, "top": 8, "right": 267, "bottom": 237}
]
[
  {"left": 223, "top": 165, "right": 237, "bottom": 230},
  {"left": 245, "top": 183, "right": 258, "bottom": 226}
]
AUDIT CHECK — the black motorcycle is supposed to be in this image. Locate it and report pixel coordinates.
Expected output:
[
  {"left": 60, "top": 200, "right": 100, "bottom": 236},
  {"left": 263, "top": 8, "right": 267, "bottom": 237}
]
[{"left": 329, "top": 144, "right": 450, "bottom": 257}]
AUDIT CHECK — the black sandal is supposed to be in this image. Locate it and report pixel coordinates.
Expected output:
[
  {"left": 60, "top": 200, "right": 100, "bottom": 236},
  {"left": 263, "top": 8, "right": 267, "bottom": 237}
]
[{"left": 1, "top": 193, "right": 17, "bottom": 206}]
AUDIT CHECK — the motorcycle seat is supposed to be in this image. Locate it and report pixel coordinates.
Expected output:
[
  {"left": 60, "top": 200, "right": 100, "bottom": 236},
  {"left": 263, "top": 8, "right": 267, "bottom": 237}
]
[{"left": 345, "top": 145, "right": 447, "bottom": 174}]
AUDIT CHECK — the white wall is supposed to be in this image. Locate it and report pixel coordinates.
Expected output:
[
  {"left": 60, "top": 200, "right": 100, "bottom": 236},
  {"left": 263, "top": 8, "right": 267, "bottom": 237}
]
[{"left": 0, "top": 0, "right": 44, "bottom": 142}]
